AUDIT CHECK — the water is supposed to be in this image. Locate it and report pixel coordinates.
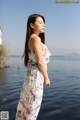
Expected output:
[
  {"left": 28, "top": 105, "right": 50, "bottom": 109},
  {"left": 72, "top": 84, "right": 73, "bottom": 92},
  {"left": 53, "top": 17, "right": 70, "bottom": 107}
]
[{"left": 0, "top": 56, "right": 80, "bottom": 120}]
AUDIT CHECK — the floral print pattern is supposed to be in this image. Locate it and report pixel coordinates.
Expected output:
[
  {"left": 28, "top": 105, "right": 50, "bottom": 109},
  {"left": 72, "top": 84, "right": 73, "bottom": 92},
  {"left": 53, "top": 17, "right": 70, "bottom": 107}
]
[{"left": 15, "top": 43, "right": 51, "bottom": 120}]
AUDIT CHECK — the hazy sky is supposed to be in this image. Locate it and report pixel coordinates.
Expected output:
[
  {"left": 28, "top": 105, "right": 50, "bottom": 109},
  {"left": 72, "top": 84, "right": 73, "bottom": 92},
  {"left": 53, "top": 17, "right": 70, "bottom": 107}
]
[{"left": 0, "top": 0, "right": 80, "bottom": 55}]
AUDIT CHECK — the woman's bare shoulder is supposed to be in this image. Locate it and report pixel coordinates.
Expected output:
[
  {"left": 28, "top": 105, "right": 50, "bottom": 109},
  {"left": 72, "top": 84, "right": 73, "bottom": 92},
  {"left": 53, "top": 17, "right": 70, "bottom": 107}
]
[
  {"left": 30, "top": 34, "right": 41, "bottom": 43},
  {"left": 28, "top": 34, "right": 41, "bottom": 50}
]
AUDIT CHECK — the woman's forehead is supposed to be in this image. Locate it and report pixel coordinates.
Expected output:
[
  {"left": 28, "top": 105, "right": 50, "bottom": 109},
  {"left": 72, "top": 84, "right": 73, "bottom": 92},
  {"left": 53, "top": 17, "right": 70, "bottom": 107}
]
[{"left": 36, "top": 17, "right": 44, "bottom": 22}]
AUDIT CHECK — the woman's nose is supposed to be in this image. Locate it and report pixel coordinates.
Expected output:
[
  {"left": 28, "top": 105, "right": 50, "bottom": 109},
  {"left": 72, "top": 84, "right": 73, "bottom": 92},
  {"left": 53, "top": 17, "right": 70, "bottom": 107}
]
[{"left": 43, "top": 24, "right": 45, "bottom": 27}]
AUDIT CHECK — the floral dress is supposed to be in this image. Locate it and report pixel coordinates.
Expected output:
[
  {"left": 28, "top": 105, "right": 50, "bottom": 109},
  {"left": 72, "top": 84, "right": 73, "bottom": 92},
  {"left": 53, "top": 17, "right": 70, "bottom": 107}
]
[{"left": 15, "top": 42, "right": 51, "bottom": 120}]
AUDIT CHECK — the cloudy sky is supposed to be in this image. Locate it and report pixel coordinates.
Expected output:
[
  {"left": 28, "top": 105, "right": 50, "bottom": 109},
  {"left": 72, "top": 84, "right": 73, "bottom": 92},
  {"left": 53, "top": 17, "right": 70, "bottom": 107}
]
[{"left": 0, "top": 0, "right": 80, "bottom": 55}]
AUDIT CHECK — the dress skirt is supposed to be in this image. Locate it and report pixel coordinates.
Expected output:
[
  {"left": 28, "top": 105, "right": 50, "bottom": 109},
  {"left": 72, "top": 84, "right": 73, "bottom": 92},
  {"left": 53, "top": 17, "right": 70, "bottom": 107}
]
[{"left": 15, "top": 66, "right": 44, "bottom": 120}]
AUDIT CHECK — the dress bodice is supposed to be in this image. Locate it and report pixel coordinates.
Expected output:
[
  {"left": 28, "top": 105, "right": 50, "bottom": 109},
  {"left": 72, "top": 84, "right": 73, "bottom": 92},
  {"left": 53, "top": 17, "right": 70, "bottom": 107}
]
[{"left": 28, "top": 42, "right": 51, "bottom": 67}]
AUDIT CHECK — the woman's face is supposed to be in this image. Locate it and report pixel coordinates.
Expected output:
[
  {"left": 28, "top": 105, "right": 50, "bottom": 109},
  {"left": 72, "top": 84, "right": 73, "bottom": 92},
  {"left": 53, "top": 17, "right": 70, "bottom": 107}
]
[{"left": 31, "top": 16, "right": 45, "bottom": 34}]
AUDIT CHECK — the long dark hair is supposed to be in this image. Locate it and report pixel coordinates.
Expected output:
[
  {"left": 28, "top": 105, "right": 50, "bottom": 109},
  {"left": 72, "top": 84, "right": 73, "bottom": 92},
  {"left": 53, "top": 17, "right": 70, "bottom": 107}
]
[{"left": 24, "top": 14, "right": 45, "bottom": 67}]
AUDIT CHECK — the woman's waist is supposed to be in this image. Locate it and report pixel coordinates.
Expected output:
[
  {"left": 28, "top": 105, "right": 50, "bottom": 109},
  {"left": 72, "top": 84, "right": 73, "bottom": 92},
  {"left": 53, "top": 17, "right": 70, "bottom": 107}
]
[
  {"left": 27, "top": 62, "right": 39, "bottom": 70},
  {"left": 27, "top": 64, "right": 40, "bottom": 76},
  {"left": 27, "top": 60, "right": 47, "bottom": 71},
  {"left": 27, "top": 64, "right": 47, "bottom": 73}
]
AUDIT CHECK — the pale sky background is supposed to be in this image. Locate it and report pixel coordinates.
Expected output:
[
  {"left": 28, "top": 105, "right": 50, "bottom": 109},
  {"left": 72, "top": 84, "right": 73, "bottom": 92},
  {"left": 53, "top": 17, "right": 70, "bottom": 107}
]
[{"left": 0, "top": 0, "right": 80, "bottom": 55}]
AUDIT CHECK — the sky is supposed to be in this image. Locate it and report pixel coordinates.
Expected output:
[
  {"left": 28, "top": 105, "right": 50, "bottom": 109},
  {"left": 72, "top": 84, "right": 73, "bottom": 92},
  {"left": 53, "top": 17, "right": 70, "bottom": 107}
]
[{"left": 0, "top": 0, "right": 80, "bottom": 55}]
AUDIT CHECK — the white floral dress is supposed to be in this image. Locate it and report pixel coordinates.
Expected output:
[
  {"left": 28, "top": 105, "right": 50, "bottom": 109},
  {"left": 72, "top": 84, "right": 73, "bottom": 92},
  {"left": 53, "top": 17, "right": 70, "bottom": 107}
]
[{"left": 15, "top": 42, "right": 51, "bottom": 120}]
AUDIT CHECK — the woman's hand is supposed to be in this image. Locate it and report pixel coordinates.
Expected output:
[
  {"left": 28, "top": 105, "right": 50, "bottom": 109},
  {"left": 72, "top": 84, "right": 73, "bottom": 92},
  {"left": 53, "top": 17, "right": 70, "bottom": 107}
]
[{"left": 44, "top": 77, "right": 50, "bottom": 86}]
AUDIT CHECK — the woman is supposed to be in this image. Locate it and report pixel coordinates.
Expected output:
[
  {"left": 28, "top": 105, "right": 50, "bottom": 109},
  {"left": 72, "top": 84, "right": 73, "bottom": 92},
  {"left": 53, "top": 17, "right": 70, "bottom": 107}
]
[{"left": 15, "top": 14, "right": 51, "bottom": 120}]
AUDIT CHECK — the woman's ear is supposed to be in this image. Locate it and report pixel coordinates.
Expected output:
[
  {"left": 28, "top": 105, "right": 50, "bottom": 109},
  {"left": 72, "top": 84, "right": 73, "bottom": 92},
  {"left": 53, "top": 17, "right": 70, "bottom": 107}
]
[{"left": 30, "top": 23, "right": 34, "bottom": 29}]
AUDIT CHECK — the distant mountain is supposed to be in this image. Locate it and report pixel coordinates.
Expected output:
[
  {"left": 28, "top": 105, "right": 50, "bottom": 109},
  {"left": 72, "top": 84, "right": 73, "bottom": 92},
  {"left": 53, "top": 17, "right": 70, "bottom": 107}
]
[
  {"left": 52, "top": 53, "right": 80, "bottom": 57},
  {"left": 63, "top": 53, "right": 80, "bottom": 57},
  {"left": 8, "top": 55, "right": 22, "bottom": 57}
]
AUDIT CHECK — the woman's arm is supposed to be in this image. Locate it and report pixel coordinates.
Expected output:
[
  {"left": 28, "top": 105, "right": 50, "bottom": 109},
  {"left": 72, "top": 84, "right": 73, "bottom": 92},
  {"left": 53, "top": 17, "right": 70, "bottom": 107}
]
[{"left": 29, "top": 34, "right": 50, "bottom": 85}]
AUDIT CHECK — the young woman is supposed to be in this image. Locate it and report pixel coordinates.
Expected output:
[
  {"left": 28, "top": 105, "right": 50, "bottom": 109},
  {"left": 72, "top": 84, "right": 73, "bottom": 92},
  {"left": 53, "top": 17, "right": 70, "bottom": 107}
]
[{"left": 15, "top": 14, "right": 51, "bottom": 120}]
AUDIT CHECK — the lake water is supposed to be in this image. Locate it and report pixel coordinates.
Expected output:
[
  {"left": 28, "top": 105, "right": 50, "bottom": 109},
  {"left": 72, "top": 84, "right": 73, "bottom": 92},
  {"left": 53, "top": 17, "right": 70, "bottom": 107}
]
[{"left": 0, "top": 56, "right": 80, "bottom": 120}]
